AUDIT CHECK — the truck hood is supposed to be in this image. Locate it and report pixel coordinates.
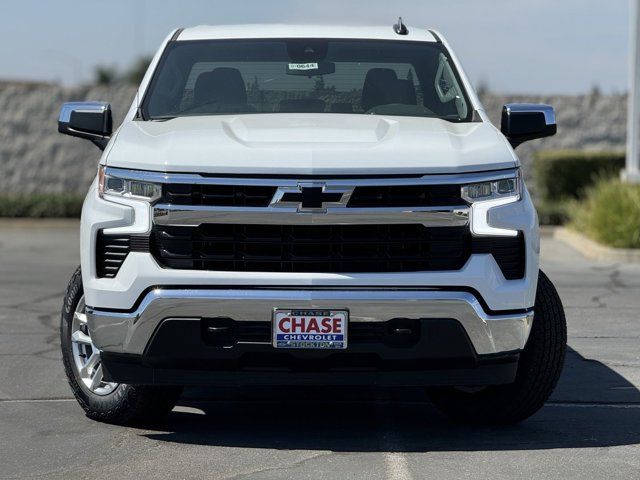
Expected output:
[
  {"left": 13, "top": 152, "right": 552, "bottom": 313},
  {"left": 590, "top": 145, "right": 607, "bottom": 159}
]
[{"left": 106, "top": 114, "right": 517, "bottom": 175}]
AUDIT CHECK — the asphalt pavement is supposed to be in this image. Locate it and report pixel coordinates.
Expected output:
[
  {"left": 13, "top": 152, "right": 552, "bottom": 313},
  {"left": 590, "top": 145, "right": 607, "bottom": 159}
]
[{"left": 0, "top": 220, "right": 639, "bottom": 480}]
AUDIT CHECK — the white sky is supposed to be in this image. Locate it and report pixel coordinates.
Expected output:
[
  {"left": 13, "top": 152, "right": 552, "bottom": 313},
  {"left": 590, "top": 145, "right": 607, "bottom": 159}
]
[{"left": 0, "top": 0, "right": 629, "bottom": 94}]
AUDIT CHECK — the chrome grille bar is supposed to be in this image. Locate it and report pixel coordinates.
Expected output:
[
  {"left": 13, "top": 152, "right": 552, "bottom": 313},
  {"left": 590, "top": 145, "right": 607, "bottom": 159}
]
[{"left": 153, "top": 204, "right": 469, "bottom": 226}]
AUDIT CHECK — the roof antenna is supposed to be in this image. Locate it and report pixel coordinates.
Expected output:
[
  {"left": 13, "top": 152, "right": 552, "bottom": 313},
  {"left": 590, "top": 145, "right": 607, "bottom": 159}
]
[{"left": 393, "top": 17, "right": 408, "bottom": 35}]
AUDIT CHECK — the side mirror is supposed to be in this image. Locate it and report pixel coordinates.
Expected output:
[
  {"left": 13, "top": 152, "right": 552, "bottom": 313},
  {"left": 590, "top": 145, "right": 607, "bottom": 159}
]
[
  {"left": 501, "top": 103, "right": 556, "bottom": 149},
  {"left": 58, "top": 102, "right": 113, "bottom": 150}
]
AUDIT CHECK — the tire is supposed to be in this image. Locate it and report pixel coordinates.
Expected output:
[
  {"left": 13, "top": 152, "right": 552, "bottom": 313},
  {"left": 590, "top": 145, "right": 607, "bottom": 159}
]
[
  {"left": 428, "top": 270, "right": 567, "bottom": 425},
  {"left": 61, "top": 267, "right": 183, "bottom": 425}
]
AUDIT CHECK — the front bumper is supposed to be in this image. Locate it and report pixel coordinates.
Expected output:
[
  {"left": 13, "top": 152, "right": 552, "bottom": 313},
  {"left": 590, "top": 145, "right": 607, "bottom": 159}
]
[
  {"left": 87, "top": 288, "right": 533, "bottom": 385},
  {"left": 88, "top": 288, "right": 533, "bottom": 356}
]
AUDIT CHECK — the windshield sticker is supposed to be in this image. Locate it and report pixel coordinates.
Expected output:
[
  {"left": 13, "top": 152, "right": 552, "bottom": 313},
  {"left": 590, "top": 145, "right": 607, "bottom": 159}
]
[{"left": 288, "top": 63, "right": 319, "bottom": 71}]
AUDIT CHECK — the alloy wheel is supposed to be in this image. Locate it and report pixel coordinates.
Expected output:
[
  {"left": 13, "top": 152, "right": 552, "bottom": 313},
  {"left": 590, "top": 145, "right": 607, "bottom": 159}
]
[{"left": 70, "top": 296, "right": 119, "bottom": 396}]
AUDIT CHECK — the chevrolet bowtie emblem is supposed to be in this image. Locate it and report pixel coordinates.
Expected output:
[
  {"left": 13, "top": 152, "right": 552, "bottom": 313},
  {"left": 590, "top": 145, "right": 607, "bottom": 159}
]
[{"left": 270, "top": 183, "right": 354, "bottom": 212}]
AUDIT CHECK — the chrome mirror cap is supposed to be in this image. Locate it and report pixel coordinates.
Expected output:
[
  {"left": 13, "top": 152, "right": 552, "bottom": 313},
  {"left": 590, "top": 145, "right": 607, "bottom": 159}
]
[
  {"left": 58, "top": 102, "right": 109, "bottom": 122},
  {"left": 58, "top": 101, "right": 113, "bottom": 151},
  {"left": 501, "top": 103, "right": 557, "bottom": 149}
]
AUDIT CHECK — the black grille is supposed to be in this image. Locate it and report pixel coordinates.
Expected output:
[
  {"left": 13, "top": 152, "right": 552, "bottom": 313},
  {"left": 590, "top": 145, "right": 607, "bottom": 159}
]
[
  {"left": 348, "top": 184, "right": 463, "bottom": 207},
  {"left": 202, "top": 318, "right": 269, "bottom": 347},
  {"left": 162, "top": 184, "right": 277, "bottom": 207},
  {"left": 202, "top": 318, "right": 421, "bottom": 347},
  {"left": 159, "top": 183, "right": 464, "bottom": 208},
  {"left": 473, "top": 234, "right": 525, "bottom": 280},
  {"left": 151, "top": 224, "right": 471, "bottom": 273},
  {"left": 96, "top": 232, "right": 149, "bottom": 278},
  {"left": 151, "top": 223, "right": 524, "bottom": 279}
]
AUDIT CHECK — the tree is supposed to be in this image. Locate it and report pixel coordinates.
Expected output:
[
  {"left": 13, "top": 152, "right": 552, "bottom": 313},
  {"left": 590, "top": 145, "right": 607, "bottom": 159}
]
[
  {"left": 248, "top": 75, "right": 261, "bottom": 93},
  {"left": 123, "top": 56, "right": 153, "bottom": 85},
  {"left": 476, "top": 79, "right": 490, "bottom": 97},
  {"left": 313, "top": 76, "right": 326, "bottom": 93},
  {"left": 94, "top": 66, "right": 117, "bottom": 86},
  {"left": 92, "top": 56, "right": 152, "bottom": 86}
]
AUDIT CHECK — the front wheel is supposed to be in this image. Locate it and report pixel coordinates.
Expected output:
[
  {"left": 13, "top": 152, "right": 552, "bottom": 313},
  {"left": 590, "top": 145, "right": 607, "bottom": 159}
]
[
  {"left": 60, "top": 267, "right": 182, "bottom": 425},
  {"left": 428, "top": 270, "right": 567, "bottom": 425}
]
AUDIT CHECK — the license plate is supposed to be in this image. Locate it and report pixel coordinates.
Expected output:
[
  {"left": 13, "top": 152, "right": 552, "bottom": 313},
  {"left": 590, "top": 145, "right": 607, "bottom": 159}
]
[{"left": 273, "top": 309, "right": 348, "bottom": 349}]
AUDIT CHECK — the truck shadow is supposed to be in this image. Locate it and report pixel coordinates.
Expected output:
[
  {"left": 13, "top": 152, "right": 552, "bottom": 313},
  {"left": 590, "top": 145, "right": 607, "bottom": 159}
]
[{"left": 143, "top": 347, "right": 640, "bottom": 452}]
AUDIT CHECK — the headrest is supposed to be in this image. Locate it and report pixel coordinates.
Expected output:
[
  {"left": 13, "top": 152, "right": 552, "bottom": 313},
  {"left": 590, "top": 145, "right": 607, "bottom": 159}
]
[
  {"left": 193, "top": 67, "right": 247, "bottom": 106},
  {"left": 361, "top": 68, "right": 399, "bottom": 111}
]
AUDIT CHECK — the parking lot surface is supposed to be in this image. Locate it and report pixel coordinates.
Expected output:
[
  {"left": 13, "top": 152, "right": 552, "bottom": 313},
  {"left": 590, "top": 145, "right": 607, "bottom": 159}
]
[{"left": 0, "top": 221, "right": 639, "bottom": 480}]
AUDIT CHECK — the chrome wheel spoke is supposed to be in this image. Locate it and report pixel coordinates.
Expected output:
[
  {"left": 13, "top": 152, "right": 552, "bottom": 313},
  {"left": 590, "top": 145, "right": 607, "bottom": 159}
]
[
  {"left": 81, "top": 352, "right": 100, "bottom": 378},
  {"left": 89, "top": 364, "right": 104, "bottom": 391},
  {"left": 71, "top": 330, "right": 91, "bottom": 345},
  {"left": 74, "top": 311, "right": 88, "bottom": 324},
  {"left": 70, "top": 296, "right": 119, "bottom": 396}
]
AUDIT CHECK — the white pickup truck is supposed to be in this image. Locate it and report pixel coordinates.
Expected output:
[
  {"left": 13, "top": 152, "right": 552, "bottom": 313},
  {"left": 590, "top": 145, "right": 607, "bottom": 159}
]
[{"left": 58, "top": 20, "right": 566, "bottom": 425}]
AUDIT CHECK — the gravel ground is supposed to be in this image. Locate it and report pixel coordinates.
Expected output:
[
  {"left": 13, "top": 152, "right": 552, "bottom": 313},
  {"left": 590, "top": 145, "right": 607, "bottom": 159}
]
[{"left": 0, "top": 221, "right": 638, "bottom": 480}]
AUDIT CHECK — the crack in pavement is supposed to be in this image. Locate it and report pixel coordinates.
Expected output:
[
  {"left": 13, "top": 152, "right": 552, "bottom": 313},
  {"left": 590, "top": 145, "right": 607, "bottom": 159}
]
[
  {"left": 587, "top": 266, "right": 631, "bottom": 309},
  {"left": 5, "top": 291, "right": 65, "bottom": 311},
  {"left": 222, "top": 451, "right": 336, "bottom": 480}
]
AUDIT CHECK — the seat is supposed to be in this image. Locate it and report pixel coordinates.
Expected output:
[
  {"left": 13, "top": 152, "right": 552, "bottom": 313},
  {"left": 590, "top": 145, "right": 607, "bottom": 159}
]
[
  {"left": 361, "top": 68, "right": 399, "bottom": 111},
  {"left": 395, "top": 79, "right": 417, "bottom": 105},
  {"left": 193, "top": 67, "right": 248, "bottom": 106}
]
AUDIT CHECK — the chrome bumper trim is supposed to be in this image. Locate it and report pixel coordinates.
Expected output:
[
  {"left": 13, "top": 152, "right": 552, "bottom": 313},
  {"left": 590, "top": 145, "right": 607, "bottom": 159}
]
[
  {"left": 153, "top": 204, "right": 469, "bottom": 226},
  {"left": 87, "top": 289, "right": 533, "bottom": 356}
]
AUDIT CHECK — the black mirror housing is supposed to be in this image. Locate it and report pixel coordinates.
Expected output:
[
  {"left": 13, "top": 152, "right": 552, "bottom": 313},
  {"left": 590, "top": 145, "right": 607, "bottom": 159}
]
[
  {"left": 501, "top": 103, "right": 556, "bottom": 148},
  {"left": 58, "top": 102, "right": 113, "bottom": 150}
]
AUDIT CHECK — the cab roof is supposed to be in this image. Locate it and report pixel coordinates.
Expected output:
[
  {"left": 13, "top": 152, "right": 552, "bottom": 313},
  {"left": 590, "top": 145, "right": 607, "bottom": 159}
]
[{"left": 176, "top": 24, "right": 439, "bottom": 43}]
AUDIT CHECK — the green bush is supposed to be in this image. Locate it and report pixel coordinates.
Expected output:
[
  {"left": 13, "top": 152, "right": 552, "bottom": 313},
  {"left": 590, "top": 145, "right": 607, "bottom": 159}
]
[
  {"left": 535, "top": 199, "right": 574, "bottom": 226},
  {"left": 0, "top": 194, "right": 84, "bottom": 218},
  {"left": 534, "top": 150, "right": 625, "bottom": 200},
  {"left": 570, "top": 178, "right": 640, "bottom": 249},
  {"left": 533, "top": 150, "right": 625, "bottom": 225}
]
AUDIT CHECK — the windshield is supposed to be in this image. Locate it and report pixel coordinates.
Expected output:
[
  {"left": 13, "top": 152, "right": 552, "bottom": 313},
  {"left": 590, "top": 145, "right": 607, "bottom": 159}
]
[{"left": 142, "top": 39, "right": 472, "bottom": 121}]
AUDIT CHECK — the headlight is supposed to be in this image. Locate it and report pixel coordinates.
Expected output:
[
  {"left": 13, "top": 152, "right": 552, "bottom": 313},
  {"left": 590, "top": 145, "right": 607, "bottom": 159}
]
[
  {"left": 461, "top": 177, "right": 519, "bottom": 203},
  {"left": 98, "top": 166, "right": 161, "bottom": 202},
  {"left": 462, "top": 173, "right": 520, "bottom": 237}
]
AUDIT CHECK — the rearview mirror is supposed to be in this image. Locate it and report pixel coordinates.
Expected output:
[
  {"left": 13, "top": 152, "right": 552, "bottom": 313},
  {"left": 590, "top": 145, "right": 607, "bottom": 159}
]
[
  {"left": 58, "top": 102, "right": 113, "bottom": 150},
  {"left": 501, "top": 103, "right": 556, "bottom": 149}
]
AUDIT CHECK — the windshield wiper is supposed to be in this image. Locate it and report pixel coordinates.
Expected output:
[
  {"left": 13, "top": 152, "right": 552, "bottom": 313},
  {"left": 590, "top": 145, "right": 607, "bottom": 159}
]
[{"left": 149, "top": 116, "right": 178, "bottom": 121}]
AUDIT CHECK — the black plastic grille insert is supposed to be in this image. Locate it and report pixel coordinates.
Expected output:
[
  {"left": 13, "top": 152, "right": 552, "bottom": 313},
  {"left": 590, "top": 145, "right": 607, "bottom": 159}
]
[
  {"left": 159, "top": 183, "right": 465, "bottom": 208},
  {"left": 96, "top": 232, "right": 149, "bottom": 278},
  {"left": 151, "top": 224, "right": 524, "bottom": 278},
  {"left": 348, "top": 184, "right": 463, "bottom": 207},
  {"left": 162, "top": 184, "right": 277, "bottom": 207}
]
